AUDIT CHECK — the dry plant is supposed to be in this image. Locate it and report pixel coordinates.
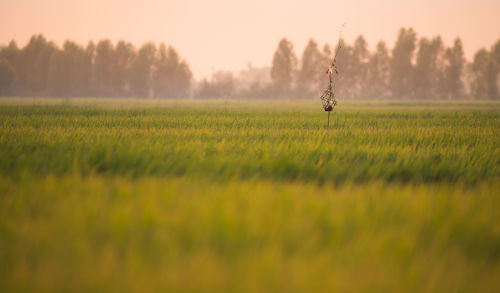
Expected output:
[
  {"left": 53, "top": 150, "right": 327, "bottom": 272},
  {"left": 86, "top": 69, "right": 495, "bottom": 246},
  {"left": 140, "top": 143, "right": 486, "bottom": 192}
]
[{"left": 320, "top": 23, "right": 345, "bottom": 127}]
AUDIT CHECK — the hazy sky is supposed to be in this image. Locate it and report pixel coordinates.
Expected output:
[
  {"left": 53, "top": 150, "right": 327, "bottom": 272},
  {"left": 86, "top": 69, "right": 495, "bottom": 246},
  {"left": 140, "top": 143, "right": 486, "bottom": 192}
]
[{"left": 1, "top": 0, "right": 499, "bottom": 78}]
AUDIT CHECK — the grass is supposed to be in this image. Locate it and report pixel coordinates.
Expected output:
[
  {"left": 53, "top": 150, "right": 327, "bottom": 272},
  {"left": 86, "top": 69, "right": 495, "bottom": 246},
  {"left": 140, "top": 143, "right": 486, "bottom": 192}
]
[
  {"left": 1, "top": 99, "right": 499, "bottom": 183},
  {"left": 0, "top": 98, "right": 499, "bottom": 292}
]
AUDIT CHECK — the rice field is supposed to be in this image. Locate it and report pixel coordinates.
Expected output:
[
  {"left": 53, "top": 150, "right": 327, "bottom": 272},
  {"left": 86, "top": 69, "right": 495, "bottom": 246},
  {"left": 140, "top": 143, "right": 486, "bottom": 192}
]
[{"left": 0, "top": 98, "right": 499, "bottom": 292}]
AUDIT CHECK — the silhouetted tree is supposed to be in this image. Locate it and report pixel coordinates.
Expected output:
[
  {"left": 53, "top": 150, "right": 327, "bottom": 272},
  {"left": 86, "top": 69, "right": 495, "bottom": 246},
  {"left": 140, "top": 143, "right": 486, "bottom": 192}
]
[
  {"left": 0, "top": 59, "right": 15, "bottom": 95},
  {"left": 366, "top": 41, "right": 390, "bottom": 99},
  {"left": 297, "top": 39, "right": 323, "bottom": 97},
  {"left": 332, "top": 38, "right": 354, "bottom": 98},
  {"left": 390, "top": 28, "right": 417, "bottom": 99},
  {"left": 112, "top": 41, "right": 135, "bottom": 96},
  {"left": 93, "top": 40, "right": 115, "bottom": 96},
  {"left": 3, "top": 31, "right": 500, "bottom": 100},
  {"left": 0, "top": 41, "right": 19, "bottom": 65},
  {"left": 470, "top": 48, "right": 497, "bottom": 99},
  {"left": 271, "top": 38, "right": 297, "bottom": 96},
  {"left": 64, "top": 41, "right": 88, "bottom": 96},
  {"left": 322, "top": 44, "right": 332, "bottom": 67},
  {"left": 0, "top": 41, "right": 19, "bottom": 94},
  {"left": 352, "top": 35, "right": 370, "bottom": 98},
  {"left": 129, "top": 43, "right": 156, "bottom": 97},
  {"left": 47, "top": 48, "right": 66, "bottom": 96},
  {"left": 19, "top": 35, "right": 56, "bottom": 95},
  {"left": 84, "top": 41, "right": 96, "bottom": 96},
  {"left": 442, "top": 38, "right": 466, "bottom": 99},
  {"left": 415, "top": 36, "right": 445, "bottom": 99},
  {"left": 153, "top": 44, "right": 192, "bottom": 98},
  {"left": 47, "top": 41, "right": 89, "bottom": 96},
  {"left": 491, "top": 39, "right": 500, "bottom": 99},
  {"left": 320, "top": 44, "right": 333, "bottom": 86}
]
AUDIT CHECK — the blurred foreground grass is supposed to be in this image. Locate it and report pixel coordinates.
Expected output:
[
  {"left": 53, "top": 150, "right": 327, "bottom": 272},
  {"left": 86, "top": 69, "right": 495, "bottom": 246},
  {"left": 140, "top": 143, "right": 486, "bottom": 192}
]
[
  {"left": 0, "top": 99, "right": 499, "bottom": 292},
  {"left": 1, "top": 176, "right": 499, "bottom": 292}
]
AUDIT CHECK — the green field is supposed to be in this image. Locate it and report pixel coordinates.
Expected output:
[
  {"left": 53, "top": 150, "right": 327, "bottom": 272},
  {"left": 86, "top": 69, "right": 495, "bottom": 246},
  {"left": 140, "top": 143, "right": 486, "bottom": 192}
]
[{"left": 1, "top": 98, "right": 499, "bottom": 292}]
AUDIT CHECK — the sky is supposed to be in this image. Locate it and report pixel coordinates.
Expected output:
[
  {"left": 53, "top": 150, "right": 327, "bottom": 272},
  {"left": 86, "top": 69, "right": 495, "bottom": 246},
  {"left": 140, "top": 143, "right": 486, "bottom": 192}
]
[{"left": 1, "top": 0, "right": 499, "bottom": 78}]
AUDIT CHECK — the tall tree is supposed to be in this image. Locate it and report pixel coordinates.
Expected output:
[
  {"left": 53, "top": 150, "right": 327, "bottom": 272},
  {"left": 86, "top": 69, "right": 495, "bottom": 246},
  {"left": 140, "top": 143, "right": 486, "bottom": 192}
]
[
  {"left": 83, "top": 42, "right": 96, "bottom": 96},
  {"left": 366, "top": 41, "right": 390, "bottom": 99},
  {"left": 47, "top": 48, "right": 66, "bottom": 96},
  {"left": 490, "top": 39, "right": 500, "bottom": 99},
  {"left": 470, "top": 48, "right": 497, "bottom": 99},
  {"left": 442, "top": 38, "right": 466, "bottom": 99},
  {"left": 390, "top": 28, "right": 417, "bottom": 99},
  {"left": 0, "top": 59, "right": 15, "bottom": 95},
  {"left": 322, "top": 44, "right": 332, "bottom": 66},
  {"left": 112, "top": 41, "right": 135, "bottom": 96},
  {"left": 68, "top": 41, "right": 92, "bottom": 96},
  {"left": 331, "top": 38, "right": 354, "bottom": 98},
  {"left": 414, "top": 36, "right": 445, "bottom": 99},
  {"left": 0, "top": 41, "right": 20, "bottom": 94},
  {"left": 129, "top": 43, "right": 156, "bottom": 97},
  {"left": 47, "top": 41, "right": 88, "bottom": 96},
  {"left": 93, "top": 40, "right": 115, "bottom": 96},
  {"left": 296, "top": 39, "right": 323, "bottom": 97},
  {"left": 153, "top": 44, "right": 192, "bottom": 98},
  {"left": 20, "top": 35, "right": 56, "bottom": 95},
  {"left": 352, "top": 35, "right": 370, "bottom": 98},
  {"left": 62, "top": 41, "right": 80, "bottom": 96},
  {"left": 271, "top": 38, "right": 297, "bottom": 96},
  {"left": 0, "top": 41, "right": 19, "bottom": 63},
  {"left": 318, "top": 44, "right": 333, "bottom": 92}
]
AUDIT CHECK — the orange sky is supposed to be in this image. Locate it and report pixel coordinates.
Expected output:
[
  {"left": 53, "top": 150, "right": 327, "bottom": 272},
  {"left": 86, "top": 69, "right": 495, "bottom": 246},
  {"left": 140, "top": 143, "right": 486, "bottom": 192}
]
[{"left": 1, "top": 0, "right": 499, "bottom": 78}]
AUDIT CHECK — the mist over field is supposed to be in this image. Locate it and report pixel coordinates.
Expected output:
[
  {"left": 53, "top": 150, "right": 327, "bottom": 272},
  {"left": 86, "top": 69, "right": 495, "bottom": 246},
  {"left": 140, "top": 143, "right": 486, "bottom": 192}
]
[{"left": 1, "top": 0, "right": 500, "bottom": 292}]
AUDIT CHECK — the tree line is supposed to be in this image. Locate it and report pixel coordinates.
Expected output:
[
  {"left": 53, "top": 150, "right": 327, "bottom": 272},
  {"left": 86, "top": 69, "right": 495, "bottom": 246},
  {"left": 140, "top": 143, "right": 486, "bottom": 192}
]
[
  {"left": 0, "top": 35, "right": 192, "bottom": 97},
  {"left": 196, "top": 27, "right": 500, "bottom": 100},
  {"left": 1, "top": 28, "right": 499, "bottom": 99}
]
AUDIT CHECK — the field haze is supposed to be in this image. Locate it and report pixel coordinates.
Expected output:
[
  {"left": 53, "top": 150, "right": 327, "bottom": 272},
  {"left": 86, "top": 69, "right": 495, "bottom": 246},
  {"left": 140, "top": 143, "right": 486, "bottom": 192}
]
[{"left": 0, "top": 98, "right": 499, "bottom": 292}]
